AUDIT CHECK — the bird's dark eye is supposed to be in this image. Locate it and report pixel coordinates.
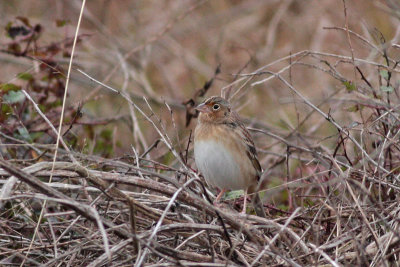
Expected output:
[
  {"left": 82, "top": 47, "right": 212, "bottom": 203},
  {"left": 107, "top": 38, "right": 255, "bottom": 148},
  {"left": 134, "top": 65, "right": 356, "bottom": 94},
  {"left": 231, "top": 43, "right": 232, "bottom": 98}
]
[{"left": 212, "top": 104, "right": 220, "bottom": 110}]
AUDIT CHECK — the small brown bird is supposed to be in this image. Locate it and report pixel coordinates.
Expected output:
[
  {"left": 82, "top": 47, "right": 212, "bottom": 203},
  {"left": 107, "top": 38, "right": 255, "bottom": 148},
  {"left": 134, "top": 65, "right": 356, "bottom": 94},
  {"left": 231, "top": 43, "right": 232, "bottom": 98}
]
[{"left": 194, "top": 96, "right": 266, "bottom": 217}]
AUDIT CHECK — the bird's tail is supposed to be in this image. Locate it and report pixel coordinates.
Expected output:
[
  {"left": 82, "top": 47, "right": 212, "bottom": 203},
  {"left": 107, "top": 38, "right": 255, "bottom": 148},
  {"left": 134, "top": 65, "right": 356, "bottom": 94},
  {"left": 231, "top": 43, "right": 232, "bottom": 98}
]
[
  {"left": 249, "top": 183, "right": 267, "bottom": 218},
  {"left": 251, "top": 192, "right": 266, "bottom": 218}
]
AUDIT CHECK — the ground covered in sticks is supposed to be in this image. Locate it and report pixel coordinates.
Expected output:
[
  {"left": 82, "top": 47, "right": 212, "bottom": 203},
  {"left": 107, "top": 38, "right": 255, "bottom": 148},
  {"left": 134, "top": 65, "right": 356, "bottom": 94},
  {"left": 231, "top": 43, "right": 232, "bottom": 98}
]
[{"left": 1, "top": 1, "right": 400, "bottom": 266}]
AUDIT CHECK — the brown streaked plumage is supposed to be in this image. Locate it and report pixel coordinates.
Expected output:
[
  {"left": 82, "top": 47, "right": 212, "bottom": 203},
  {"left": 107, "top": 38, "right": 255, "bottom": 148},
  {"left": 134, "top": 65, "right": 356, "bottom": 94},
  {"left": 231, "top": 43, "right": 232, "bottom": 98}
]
[{"left": 194, "top": 96, "right": 266, "bottom": 217}]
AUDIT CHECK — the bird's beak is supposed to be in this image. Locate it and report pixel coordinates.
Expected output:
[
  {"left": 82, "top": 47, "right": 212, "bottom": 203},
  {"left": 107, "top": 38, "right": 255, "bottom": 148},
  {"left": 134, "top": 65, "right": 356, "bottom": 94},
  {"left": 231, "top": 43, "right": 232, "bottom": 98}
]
[{"left": 195, "top": 103, "right": 210, "bottom": 113}]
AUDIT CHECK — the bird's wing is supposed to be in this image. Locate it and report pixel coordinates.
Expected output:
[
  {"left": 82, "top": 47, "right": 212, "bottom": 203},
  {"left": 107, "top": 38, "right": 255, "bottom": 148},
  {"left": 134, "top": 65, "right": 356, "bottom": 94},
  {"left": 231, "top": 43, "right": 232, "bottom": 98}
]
[
  {"left": 238, "top": 122, "right": 262, "bottom": 175},
  {"left": 227, "top": 112, "right": 262, "bottom": 176}
]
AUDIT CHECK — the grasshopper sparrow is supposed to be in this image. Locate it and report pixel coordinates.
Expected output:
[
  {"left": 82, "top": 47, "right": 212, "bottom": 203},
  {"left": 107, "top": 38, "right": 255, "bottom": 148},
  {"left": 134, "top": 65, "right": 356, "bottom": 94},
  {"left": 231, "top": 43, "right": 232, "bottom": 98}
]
[{"left": 194, "top": 96, "right": 266, "bottom": 217}]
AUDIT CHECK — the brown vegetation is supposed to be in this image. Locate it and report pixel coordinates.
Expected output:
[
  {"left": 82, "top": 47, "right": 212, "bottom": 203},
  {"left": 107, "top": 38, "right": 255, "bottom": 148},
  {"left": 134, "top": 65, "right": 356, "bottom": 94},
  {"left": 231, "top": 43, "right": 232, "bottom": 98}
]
[{"left": 1, "top": 1, "right": 400, "bottom": 266}]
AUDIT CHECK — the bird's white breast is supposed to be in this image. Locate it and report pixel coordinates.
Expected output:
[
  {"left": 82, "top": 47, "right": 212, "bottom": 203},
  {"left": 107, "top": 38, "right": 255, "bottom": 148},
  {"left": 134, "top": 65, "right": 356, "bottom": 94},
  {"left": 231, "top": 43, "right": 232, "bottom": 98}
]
[{"left": 194, "top": 140, "right": 247, "bottom": 190}]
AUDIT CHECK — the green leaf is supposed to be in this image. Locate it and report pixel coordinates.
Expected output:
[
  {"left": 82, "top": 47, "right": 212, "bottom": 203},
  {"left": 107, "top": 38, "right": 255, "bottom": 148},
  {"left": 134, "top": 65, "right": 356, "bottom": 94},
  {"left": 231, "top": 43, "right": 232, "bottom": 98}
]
[
  {"left": 17, "top": 72, "right": 33, "bottom": 81},
  {"left": 224, "top": 190, "right": 244, "bottom": 200},
  {"left": 39, "top": 104, "right": 47, "bottom": 112},
  {"left": 100, "top": 129, "right": 112, "bottom": 139},
  {"left": 3, "top": 90, "right": 25, "bottom": 103},
  {"left": 30, "top": 132, "right": 44, "bottom": 141},
  {"left": 17, "top": 127, "right": 32, "bottom": 142},
  {"left": 380, "top": 85, "right": 394, "bottom": 93},
  {"left": 1, "top": 104, "right": 12, "bottom": 118},
  {"left": 343, "top": 81, "right": 356, "bottom": 92},
  {"left": 56, "top": 19, "right": 70, "bottom": 27},
  {"left": 346, "top": 105, "right": 359, "bottom": 112},
  {"left": 380, "top": 70, "right": 389, "bottom": 79},
  {"left": 5, "top": 21, "right": 12, "bottom": 36},
  {"left": 0, "top": 83, "right": 21, "bottom": 92}
]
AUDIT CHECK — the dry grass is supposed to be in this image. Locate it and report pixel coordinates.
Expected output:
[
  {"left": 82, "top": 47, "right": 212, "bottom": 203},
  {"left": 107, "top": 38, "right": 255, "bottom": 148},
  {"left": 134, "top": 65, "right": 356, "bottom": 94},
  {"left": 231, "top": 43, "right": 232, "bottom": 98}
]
[{"left": 1, "top": 0, "right": 400, "bottom": 266}]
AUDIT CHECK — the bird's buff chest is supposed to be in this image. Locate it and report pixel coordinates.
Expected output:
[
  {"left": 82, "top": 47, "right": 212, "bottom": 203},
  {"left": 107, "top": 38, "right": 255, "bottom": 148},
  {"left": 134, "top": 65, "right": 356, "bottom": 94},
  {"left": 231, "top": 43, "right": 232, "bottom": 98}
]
[{"left": 194, "top": 124, "right": 252, "bottom": 190}]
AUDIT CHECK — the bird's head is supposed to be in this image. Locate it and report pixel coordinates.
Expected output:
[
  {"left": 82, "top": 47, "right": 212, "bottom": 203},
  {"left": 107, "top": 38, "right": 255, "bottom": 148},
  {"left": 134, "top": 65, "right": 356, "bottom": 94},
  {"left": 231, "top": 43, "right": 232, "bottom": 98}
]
[{"left": 195, "top": 96, "right": 231, "bottom": 124}]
